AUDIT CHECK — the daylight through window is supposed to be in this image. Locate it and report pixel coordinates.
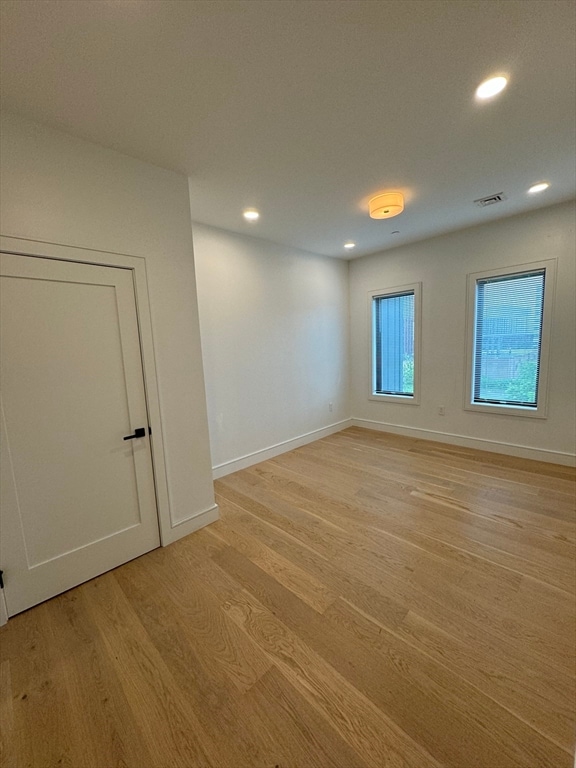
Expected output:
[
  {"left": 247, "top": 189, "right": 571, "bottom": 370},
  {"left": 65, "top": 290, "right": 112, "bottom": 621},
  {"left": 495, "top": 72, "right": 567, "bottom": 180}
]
[
  {"left": 472, "top": 270, "right": 545, "bottom": 408},
  {"left": 373, "top": 290, "right": 415, "bottom": 397}
]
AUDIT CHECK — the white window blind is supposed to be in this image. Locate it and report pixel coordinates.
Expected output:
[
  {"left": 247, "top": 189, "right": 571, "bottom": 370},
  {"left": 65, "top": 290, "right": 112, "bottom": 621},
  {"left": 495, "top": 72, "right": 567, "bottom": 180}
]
[
  {"left": 373, "top": 291, "right": 415, "bottom": 396},
  {"left": 473, "top": 269, "right": 545, "bottom": 408}
]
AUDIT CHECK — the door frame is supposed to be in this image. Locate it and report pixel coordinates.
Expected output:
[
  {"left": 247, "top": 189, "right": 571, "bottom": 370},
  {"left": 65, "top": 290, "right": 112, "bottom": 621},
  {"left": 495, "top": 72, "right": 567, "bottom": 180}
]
[{"left": 0, "top": 235, "right": 173, "bottom": 550}]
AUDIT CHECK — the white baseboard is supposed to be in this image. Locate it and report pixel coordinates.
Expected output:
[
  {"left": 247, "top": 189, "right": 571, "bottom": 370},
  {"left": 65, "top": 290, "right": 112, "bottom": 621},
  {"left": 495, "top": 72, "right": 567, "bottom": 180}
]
[
  {"left": 212, "top": 419, "right": 352, "bottom": 479},
  {"left": 351, "top": 418, "right": 576, "bottom": 466},
  {"left": 211, "top": 416, "right": 575, "bottom": 479},
  {"left": 162, "top": 503, "right": 220, "bottom": 546}
]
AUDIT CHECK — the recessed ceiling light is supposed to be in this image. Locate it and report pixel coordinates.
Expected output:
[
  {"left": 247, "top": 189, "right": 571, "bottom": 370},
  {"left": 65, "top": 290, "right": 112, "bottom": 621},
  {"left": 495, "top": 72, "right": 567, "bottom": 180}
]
[
  {"left": 528, "top": 182, "right": 550, "bottom": 194},
  {"left": 344, "top": 242, "right": 356, "bottom": 249},
  {"left": 243, "top": 208, "right": 260, "bottom": 221},
  {"left": 475, "top": 75, "right": 508, "bottom": 100}
]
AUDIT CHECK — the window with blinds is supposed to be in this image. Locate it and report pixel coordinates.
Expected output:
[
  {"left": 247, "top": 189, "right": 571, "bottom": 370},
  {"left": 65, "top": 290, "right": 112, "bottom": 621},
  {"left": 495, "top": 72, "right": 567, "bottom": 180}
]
[
  {"left": 472, "top": 270, "right": 545, "bottom": 407},
  {"left": 372, "top": 288, "right": 417, "bottom": 398},
  {"left": 465, "top": 259, "right": 557, "bottom": 419}
]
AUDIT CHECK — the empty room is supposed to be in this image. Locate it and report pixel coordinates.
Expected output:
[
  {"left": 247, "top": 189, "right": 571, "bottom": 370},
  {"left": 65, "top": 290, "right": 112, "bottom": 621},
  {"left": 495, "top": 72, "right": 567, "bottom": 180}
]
[{"left": 0, "top": 1, "right": 575, "bottom": 767}]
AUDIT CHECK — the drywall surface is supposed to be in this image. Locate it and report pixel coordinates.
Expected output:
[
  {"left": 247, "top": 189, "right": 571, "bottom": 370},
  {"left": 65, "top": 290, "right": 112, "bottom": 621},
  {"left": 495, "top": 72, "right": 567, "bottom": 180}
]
[
  {"left": 0, "top": 112, "right": 216, "bottom": 528},
  {"left": 349, "top": 201, "right": 576, "bottom": 462},
  {"left": 192, "top": 222, "right": 350, "bottom": 473}
]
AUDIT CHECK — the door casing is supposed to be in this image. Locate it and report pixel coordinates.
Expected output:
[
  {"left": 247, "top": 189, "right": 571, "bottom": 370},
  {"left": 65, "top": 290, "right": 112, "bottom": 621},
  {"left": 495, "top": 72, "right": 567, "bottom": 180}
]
[{"left": 0, "top": 235, "right": 173, "bottom": 554}]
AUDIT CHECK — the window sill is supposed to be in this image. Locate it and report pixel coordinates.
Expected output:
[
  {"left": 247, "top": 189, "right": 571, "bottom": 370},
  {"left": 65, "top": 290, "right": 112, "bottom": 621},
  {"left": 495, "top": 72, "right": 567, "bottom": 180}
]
[
  {"left": 369, "top": 393, "right": 420, "bottom": 405},
  {"left": 464, "top": 401, "right": 548, "bottom": 419}
]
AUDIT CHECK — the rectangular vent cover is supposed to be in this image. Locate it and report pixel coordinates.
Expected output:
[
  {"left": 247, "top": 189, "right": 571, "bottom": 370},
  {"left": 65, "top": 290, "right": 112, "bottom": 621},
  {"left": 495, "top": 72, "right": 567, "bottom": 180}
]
[{"left": 474, "top": 193, "right": 507, "bottom": 207}]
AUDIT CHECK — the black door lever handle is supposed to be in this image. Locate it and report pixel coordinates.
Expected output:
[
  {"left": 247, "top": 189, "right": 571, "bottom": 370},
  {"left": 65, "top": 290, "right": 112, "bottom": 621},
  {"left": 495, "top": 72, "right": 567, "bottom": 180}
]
[{"left": 123, "top": 427, "right": 146, "bottom": 440}]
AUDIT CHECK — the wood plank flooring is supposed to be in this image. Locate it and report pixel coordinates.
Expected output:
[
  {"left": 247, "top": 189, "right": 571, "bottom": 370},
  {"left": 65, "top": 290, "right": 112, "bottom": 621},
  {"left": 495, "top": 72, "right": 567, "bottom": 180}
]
[{"left": 1, "top": 427, "right": 575, "bottom": 767}]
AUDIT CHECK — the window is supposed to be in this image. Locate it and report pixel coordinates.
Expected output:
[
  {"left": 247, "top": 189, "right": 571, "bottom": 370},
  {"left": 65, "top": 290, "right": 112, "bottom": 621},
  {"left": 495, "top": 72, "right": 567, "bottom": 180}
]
[
  {"left": 369, "top": 283, "right": 421, "bottom": 403},
  {"left": 465, "top": 260, "right": 556, "bottom": 418}
]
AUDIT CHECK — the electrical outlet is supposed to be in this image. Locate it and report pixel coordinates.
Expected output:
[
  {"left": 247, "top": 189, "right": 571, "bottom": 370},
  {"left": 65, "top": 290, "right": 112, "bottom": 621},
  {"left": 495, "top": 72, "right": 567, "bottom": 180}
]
[
  {"left": 438, "top": 406, "right": 445, "bottom": 416},
  {"left": 329, "top": 402, "right": 333, "bottom": 412}
]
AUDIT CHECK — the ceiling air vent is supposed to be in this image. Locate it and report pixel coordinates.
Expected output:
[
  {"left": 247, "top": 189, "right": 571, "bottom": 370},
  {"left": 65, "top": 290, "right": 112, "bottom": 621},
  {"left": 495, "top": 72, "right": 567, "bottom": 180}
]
[{"left": 474, "top": 193, "right": 507, "bottom": 207}]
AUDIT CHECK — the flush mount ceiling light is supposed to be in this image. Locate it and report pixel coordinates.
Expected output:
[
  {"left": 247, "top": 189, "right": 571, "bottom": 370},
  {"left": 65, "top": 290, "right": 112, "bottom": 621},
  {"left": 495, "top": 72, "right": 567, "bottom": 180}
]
[
  {"left": 243, "top": 208, "right": 260, "bottom": 221},
  {"left": 475, "top": 75, "right": 508, "bottom": 100},
  {"left": 528, "top": 182, "right": 550, "bottom": 194},
  {"left": 369, "top": 193, "right": 404, "bottom": 219},
  {"left": 344, "top": 242, "right": 356, "bottom": 249}
]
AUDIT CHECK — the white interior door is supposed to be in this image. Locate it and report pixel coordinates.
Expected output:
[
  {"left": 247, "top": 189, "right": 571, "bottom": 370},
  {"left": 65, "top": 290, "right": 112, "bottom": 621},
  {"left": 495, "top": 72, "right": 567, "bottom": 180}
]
[{"left": 0, "top": 253, "right": 160, "bottom": 616}]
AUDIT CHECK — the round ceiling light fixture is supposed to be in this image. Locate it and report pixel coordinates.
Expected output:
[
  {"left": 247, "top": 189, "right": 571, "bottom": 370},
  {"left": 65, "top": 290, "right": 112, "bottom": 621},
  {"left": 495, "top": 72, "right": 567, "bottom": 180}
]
[
  {"left": 344, "top": 242, "right": 356, "bottom": 249},
  {"left": 475, "top": 75, "right": 508, "bottom": 100},
  {"left": 369, "top": 193, "right": 404, "bottom": 219},
  {"left": 243, "top": 208, "right": 260, "bottom": 221}
]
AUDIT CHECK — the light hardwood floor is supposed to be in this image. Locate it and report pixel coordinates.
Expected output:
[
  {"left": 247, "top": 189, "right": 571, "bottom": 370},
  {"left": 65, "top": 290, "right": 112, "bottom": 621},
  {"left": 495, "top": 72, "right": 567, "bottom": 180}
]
[{"left": 1, "top": 427, "right": 575, "bottom": 768}]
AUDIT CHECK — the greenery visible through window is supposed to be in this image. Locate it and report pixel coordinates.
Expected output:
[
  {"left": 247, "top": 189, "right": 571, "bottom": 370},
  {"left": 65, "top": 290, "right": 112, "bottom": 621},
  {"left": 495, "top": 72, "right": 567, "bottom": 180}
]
[{"left": 473, "top": 270, "right": 545, "bottom": 407}]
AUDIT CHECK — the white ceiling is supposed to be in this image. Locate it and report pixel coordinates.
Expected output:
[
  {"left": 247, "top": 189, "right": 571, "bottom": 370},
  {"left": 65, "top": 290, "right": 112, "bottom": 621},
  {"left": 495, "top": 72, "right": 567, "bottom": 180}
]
[{"left": 1, "top": 0, "right": 575, "bottom": 259}]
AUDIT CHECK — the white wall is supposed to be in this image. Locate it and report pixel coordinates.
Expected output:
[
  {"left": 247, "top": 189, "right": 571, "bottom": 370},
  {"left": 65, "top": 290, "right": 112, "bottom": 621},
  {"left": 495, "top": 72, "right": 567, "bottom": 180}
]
[
  {"left": 349, "top": 201, "right": 576, "bottom": 463},
  {"left": 192, "top": 223, "right": 350, "bottom": 475},
  {"left": 0, "top": 112, "right": 217, "bottom": 533},
  {"left": 4, "top": 111, "right": 570, "bottom": 489}
]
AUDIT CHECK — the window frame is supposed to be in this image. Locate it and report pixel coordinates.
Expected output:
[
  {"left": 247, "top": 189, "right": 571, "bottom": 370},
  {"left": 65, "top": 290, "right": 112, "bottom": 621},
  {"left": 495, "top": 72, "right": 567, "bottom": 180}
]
[
  {"left": 368, "top": 282, "right": 422, "bottom": 405},
  {"left": 464, "top": 259, "right": 556, "bottom": 419}
]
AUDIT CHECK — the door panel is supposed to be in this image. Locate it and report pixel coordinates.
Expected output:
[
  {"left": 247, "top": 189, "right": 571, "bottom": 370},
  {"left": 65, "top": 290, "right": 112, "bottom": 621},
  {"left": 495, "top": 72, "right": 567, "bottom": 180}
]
[{"left": 0, "top": 253, "right": 160, "bottom": 615}]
